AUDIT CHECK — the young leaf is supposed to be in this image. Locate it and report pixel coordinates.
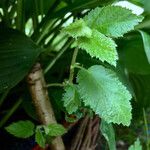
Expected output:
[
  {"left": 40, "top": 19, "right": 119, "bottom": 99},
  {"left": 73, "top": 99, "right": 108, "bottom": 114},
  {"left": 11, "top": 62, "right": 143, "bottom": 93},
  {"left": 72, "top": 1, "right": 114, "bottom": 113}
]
[
  {"left": 128, "top": 138, "right": 142, "bottom": 150},
  {"left": 77, "top": 65, "right": 132, "bottom": 126},
  {"left": 43, "top": 124, "right": 66, "bottom": 137},
  {"left": 139, "top": 30, "right": 150, "bottom": 64},
  {"left": 62, "top": 19, "right": 92, "bottom": 38},
  {"left": 62, "top": 84, "right": 81, "bottom": 114},
  {"left": 35, "top": 127, "right": 46, "bottom": 148},
  {"left": 77, "top": 29, "right": 118, "bottom": 66},
  {"left": 5, "top": 120, "right": 35, "bottom": 138},
  {"left": 84, "top": 6, "right": 143, "bottom": 38},
  {"left": 100, "top": 119, "right": 116, "bottom": 150},
  {"left": 0, "top": 28, "right": 41, "bottom": 93}
]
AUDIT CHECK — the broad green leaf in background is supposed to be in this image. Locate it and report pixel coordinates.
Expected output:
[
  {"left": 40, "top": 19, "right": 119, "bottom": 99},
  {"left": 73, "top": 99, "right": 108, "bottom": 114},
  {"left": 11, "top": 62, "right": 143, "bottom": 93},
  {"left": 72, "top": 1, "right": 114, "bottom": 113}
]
[
  {"left": 43, "top": 124, "right": 66, "bottom": 137},
  {"left": 127, "top": 0, "right": 144, "bottom": 6},
  {"left": 77, "top": 65, "right": 132, "bottom": 126},
  {"left": 35, "top": 127, "right": 46, "bottom": 148},
  {"left": 52, "top": 0, "right": 116, "bottom": 19},
  {"left": 84, "top": 6, "right": 143, "bottom": 38},
  {"left": 143, "top": 0, "right": 150, "bottom": 13},
  {"left": 0, "top": 0, "right": 16, "bottom": 7},
  {"left": 62, "top": 19, "right": 92, "bottom": 38},
  {"left": 62, "top": 84, "right": 81, "bottom": 114},
  {"left": 100, "top": 119, "right": 116, "bottom": 150},
  {"left": 119, "top": 36, "right": 150, "bottom": 74},
  {"left": 5, "top": 120, "right": 35, "bottom": 138},
  {"left": 128, "top": 138, "right": 142, "bottom": 150},
  {"left": 77, "top": 29, "right": 118, "bottom": 66},
  {"left": 139, "top": 30, "right": 150, "bottom": 64},
  {"left": 25, "top": 0, "right": 56, "bottom": 19},
  {"left": 0, "top": 28, "right": 41, "bottom": 93}
]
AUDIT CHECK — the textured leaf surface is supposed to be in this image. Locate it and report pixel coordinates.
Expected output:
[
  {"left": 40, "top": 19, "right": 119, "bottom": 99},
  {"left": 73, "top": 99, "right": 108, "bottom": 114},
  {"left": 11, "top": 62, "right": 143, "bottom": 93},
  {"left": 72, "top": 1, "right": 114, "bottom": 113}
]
[
  {"left": 128, "top": 139, "right": 142, "bottom": 150},
  {"left": 139, "top": 30, "right": 150, "bottom": 64},
  {"left": 62, "top": 19, "right": 92, "bottom": 38},
  {"left": 5, "top": 120, "right": 35, "bottom": 138},
  {"left": 44, "top": 124, "right": 66, "bottom": 136},
  {"left": 77, "top": 65, "right": 132, "bottom": 125},
  {"left": 77, "top": 29, "right": 118, "bottom": 66},
  {"left": 62, "top": 84, "right": 81, "bottom": 114},
  {"left": 100, "top": 119, "right": 116, "bottom": 150},
  {"left": 35, "top": 127, "right": 46, "bottom": 148},
  {"left": 0, "top": 28, "right": 41, "bottom": 93},
  {"left": 84, "top": 6, "right": 143, "bottom": 37}
]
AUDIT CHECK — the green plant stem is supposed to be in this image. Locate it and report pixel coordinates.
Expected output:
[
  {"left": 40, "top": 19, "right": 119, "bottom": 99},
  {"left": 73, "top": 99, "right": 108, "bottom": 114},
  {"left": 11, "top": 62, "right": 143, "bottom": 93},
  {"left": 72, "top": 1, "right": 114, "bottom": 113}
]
[
  {"left": 0, "top": 98, "right": 22, "bottom": 128},
  {"left": 46, "top": 83, "right": 64, "bottom": 88},
  {"left": 69, "top": 47, "right": 79, "bottom": 83},
  {"left": 2, "top": 4, "right": 9, "bottom": 26},
  {"left": 31, "top": 0, "right": 61, "bottom": 40},
  {"left": 32, "top": 0, "right": 39, "bottom": 30},
  {"left": 9, "top": 4, "right": 17, "bottom": 20},
  {"left": 44, "top": 30, "right": 59, "bottom": 47},
  {"left": 44, "top": 39, "right": 73, "bottom": 74},
  {"left": 39, "top": 0, "right": 44, "bottom": 18},
  {"left": 39, "top": 14, "right": 72, "bottom": 46},
  {"left": 0, "top": 11, "right": 3, "bottom": 19},
  {"left": 0, "top": 89, "right": 9, "bottom": 108},
  {"left": 17, "top": 0, "right": 24, "bottom": 32},
  {"left": 143, "top": 108, "right": 150, "bottom": 150},
  {"left": 35, "top": 19, "right": 57, "bottom": 44},
  {"left": 51, "top": 35, "right": 68, "bottom": 50}
]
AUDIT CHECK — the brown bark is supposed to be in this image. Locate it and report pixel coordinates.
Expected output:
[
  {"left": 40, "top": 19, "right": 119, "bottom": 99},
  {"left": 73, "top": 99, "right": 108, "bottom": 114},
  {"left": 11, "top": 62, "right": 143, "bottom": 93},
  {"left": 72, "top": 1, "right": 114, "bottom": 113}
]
[
  {"left": 69, "top": 115, "right": 100, "bottom": 150},
  {"left": 27, "top": 63, "right": 65, "bottom": 150}
]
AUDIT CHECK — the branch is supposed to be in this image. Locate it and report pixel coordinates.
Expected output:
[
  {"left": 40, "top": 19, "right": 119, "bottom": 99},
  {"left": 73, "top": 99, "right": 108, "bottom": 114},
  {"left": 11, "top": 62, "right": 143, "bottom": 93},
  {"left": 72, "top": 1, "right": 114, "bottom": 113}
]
[{"left": 27, "top": 63, "right": 65, "bottom": 150}]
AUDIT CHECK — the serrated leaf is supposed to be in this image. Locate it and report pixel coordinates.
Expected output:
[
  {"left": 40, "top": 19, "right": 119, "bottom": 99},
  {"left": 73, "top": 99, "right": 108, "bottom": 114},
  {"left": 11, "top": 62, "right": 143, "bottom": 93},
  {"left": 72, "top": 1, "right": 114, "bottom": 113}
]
[
  {"left": 77, "top": 65, "right": 132, "bottom": 126},
  {"left": 0, "top": 28, "right": 41, "bottom": 93},
  {"left": 77, "top": 29, "right": 118, "bottom": 66},
  {"left": 62, "top": 84, "right": 81, "bottom": 114},
  {"left": 139, "top": 30, "right": 150, "bottom": 64},
  {"left": 100, "top": 119, "right": 116, "bottom": 150},
  {"left": 62, "top": 19, "right": 92, "bottom": 38},
  {"left": 128, "top": 138, "right": 142, "bottom": 150},
  {"left": 5, "top": 120, "right": 35, "bottom": 138},
  {"left": 84, "top": 6, "right": 143, "bottom": 38},
  {"left": 35, "top": 127, "right": 46, "bottom": 148},
  {"left": 43, "top": 124, "right": 66, "bottom": 137}
]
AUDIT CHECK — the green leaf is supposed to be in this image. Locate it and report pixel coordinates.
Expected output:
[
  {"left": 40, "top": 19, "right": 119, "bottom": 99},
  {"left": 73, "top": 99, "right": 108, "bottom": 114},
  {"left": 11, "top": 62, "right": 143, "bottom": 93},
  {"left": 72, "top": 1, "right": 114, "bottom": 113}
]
[
  {"left": 62, "top": 19, "right": 92, "bottom": 38},
  {"left": 5, "top": 120, "right": 35, "bottom": 138},
  {"left": 77, "top": 29, "right": 118, "bottom": 66},
  {"left": 139, "top": 30, "right": 150, "bottom": 64},
  {"left": 51, "top": 0, "right": 115, "bottom": 19},
  {"left": 35, "top": 127, "right": 46, "bottom": 148},
  {"left": 43, "top": 124, "right": 67, "bottom": 137},
  {"left": 0, "top": 28, "right": 41, "bottom": 93},
  {"left": 84, "top": 6, "right": 143, "bottom": 38},
  {"left": 143, "top": 0, "right": 150, "bottom": 13},
  {"left": 62, "top": 84, "right": 81, "bottom": 114},
  {"left": 128, "top": 138, "right": 142, "bottom": 150},
  {"left": 100, "top": 119, "right": 116, "bottom": 150},
  {"left": 119, "top": 36, "right": 150, "bottom": 75},
  {"left": 77, "top": 65, "right": 132, "bottom": 126}
]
